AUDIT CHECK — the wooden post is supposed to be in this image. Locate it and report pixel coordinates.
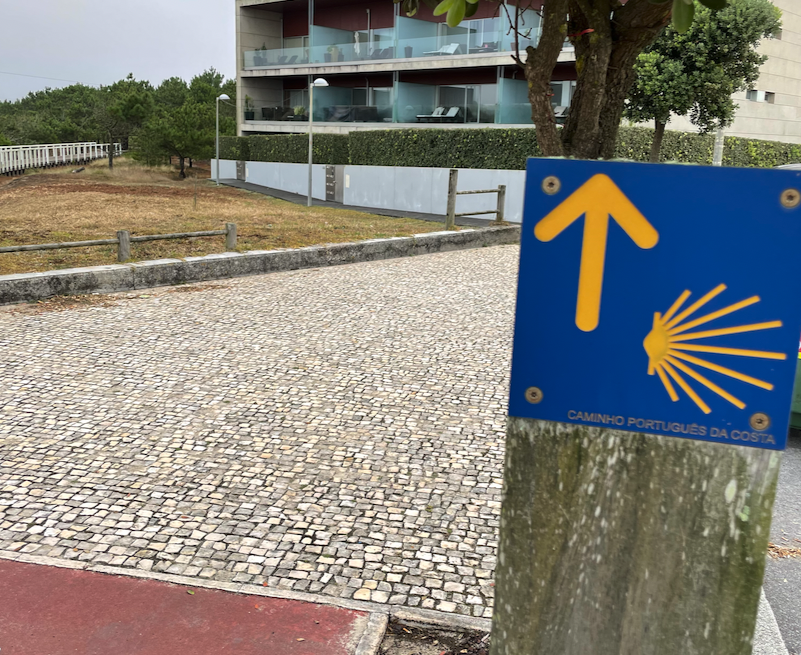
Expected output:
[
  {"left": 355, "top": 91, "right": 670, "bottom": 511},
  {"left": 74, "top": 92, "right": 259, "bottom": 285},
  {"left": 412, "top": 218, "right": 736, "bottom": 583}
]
[
  {"left": 490, "top": 419, "right": 779, "bottom": 655},
  {"left": 116, "top": 230, "right": 131, "bottom": 262},
  {"left": 495, "top": 184, "right": 506, "bottom": 224},
  {"left": 225, "top": 223, "right": 237, "bottom": 251},
  {"left": 446, "top": 169, "right": 458, "bottom": 231}
]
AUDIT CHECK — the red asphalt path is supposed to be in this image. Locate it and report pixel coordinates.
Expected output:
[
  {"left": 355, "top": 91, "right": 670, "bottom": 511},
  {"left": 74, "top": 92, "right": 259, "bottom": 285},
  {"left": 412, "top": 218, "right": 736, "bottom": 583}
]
[{"left": 0, "top": 559, "right": 367, "bottom": 655}]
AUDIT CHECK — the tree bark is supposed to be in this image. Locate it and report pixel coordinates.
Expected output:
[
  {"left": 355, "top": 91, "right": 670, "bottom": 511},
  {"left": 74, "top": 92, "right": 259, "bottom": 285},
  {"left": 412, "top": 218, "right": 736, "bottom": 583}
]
[
  {"left": 490, "top": 418, "right": 778, "bottom": 655},
  {"left": 108, "top": 132, "right": 114, "bottom": 170},
  {"left": 179, "top": 156, "right": 186, "bottom": 179},
  {"left": 650, "top": 120, "right": 667, "bottom": 162},
  {"left": 560, "top": 0, "right": 613, "bottom": 159},
  {"left": 523, "top": 0, "right": 570, "bottom": 157},
  {"left": 596, "top": 1, "right": 673, "bottom": 159}
]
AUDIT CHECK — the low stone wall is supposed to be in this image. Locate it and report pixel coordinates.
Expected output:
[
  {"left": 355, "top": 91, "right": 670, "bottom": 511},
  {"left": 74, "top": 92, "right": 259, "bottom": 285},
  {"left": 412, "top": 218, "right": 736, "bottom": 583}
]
[{"left": 0, "top": 226, "right": 520, "bottom": 305}]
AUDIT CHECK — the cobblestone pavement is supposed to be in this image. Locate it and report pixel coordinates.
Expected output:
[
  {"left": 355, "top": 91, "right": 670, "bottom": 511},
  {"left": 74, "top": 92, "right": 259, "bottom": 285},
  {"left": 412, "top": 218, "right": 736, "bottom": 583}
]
[{"left": 0, "top": 246, "right": 519, "bottom": 618}]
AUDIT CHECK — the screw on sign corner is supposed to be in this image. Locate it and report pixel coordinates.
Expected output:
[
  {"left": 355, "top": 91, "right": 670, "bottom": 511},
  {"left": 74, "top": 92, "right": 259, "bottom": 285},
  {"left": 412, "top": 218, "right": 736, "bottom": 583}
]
[
  {"left": 542, "top": 176, "right": 561, "bottom": 195},
  {"left": 781, "top": 188, "right": 800, "bottom": 209},
  {"left": 525, "top": 387, "right": 543, "bottom": 404},
  {"left": 749, "top": 412, "right": 770, "bottom": 431}
]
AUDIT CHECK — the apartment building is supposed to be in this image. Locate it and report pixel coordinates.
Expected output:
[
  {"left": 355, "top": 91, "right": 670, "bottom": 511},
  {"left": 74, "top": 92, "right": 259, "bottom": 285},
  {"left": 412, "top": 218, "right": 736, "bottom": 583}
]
[
  {"left": 234, "top": 0, "right": 576, "bottom": 135},
  {"left": 666, "top": 0, "right": 801, "bottom": 144}
]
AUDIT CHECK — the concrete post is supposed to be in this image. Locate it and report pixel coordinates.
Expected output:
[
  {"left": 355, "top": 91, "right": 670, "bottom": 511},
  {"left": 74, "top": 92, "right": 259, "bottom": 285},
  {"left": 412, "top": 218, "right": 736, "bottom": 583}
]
[
  {"left": 446, "top": 169, "right": 458, "bottom": 231},
  {"left": 225, "top": 223, "right": 237, "bottom": 251},
  {"left": 489, "top": 418, "right": 779, "bottom": 655},
  {"left": 496, "top": 185, "right": 506, "bottom": 224},
  {"left": 713, "top": 128, "right": 725, "bottom": 166},
  {"left": 116, "top": 230, "right": 131, "bottom": 262}
]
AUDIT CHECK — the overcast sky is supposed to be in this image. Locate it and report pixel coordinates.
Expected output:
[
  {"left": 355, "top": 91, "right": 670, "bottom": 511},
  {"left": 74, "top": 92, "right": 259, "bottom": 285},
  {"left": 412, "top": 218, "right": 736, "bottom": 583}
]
[{"left": 0, "top": 0, "right": 236, "bottom": 102}]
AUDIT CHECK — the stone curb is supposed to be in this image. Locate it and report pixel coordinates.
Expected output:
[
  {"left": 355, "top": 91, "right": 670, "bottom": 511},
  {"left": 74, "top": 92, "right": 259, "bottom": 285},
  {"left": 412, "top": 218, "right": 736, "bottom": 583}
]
[
  {"left": 355, "top": 613, "right": 389, "bottom": 655},
  {"left": 0, "top": 226, "right": 520, "bottom": 305}
]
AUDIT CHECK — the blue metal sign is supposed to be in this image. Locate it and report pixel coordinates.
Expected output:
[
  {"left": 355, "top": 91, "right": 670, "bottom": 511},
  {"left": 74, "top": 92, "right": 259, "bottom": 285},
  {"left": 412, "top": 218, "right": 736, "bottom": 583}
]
[{"left": 509, "top": 159, "right": 801, "bottom": 450}]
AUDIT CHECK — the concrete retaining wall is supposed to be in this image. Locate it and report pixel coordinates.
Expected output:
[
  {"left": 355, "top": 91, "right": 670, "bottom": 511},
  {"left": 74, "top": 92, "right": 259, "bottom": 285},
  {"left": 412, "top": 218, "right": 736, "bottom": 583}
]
[
  {"left": 212, "top": 159, "right": 527, "bottom": 222},
  {"left": 0, "top": 226, "right": 520, "bottom": 305}
]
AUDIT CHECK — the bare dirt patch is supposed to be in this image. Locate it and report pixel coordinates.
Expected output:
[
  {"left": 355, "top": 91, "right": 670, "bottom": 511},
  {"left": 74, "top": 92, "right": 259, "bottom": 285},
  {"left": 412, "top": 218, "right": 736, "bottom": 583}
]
[
  {"left": 379, "top": 620, "right": 489, "bottom": 655},
  {"left": 0, "top": 159, "right": 441, "bottom": 275}
]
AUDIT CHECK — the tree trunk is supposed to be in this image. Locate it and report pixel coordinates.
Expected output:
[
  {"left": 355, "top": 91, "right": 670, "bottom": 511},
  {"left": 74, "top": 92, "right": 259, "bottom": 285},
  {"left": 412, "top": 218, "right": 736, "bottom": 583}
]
[
  {"left": 650, "top": 120, "right": 667, "bottom": 162},
  {"left": 179, "top": 157, "right": 186, "bottom": 179},
  {"left": 560, "top": 2, "right": 613, "bottom": 159},
  {"left": 523, "top": 0, "right": 570, "bottom": 157},
  {"left": 596, "top": 1, "right": 673, "bottom": 159},
  {"left": 189, "top": 158, "right": 193, "bottom": 168},
  {"left": 108, "top": 133, "right": 114, "bottom": 170},
  {"left": 490, "top": 418, "right": 778, "bottom": 655}
]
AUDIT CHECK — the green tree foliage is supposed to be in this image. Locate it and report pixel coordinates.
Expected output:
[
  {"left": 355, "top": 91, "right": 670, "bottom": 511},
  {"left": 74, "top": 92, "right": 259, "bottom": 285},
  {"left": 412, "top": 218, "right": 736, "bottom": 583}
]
[
  {"left": 397, "top": 0, "right": 730, "bottom": 159},
  {"left": 0, "top": 69, "right": 236, "bottom": 173},
  {"left": 93, "top": 74, "right": 155, "bottom": 168},
  {"left": 625, "top": 0, "right": 781, "bottom": 161},
  {"left": 133, "top": 69, "right": 236, "bottom": 175}
]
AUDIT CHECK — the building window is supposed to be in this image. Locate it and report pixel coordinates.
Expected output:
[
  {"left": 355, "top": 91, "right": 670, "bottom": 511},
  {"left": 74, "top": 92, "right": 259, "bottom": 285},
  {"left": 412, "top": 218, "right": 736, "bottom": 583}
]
[{"left": 746, "top": 89, "right": 775, "bottom": 103}]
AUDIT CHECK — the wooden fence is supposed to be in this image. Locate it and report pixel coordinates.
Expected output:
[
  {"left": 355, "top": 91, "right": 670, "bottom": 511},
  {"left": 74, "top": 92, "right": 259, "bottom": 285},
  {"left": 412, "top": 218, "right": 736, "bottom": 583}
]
[
  {"left": 0, "top": 224, "right": 237, "bottom": 263},
  {"left": 445, "top": 169, "right": 506, "bottom": 230}
]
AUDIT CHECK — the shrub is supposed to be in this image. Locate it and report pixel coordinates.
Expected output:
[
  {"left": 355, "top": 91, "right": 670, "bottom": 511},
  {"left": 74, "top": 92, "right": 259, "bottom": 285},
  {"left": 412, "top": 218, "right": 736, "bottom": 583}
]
[
  {"left": 348, "top": 128, "right": 542, "bottom": 169},
  {"left": 247, "top": 134, "right": 349, "bottom": 165},
  {"left": 219, "top": 136, "right": 249, "bottom": 161},
  {"left": 223, "top": 127, "right": 801, "bottom": 170}
]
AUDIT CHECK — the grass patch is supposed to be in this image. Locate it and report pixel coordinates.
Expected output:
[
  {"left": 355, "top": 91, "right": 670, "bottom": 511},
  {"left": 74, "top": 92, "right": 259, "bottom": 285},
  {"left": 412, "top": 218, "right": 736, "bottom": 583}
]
[{"left": 0, "top": 158, "right": 442, "bottom": 275}]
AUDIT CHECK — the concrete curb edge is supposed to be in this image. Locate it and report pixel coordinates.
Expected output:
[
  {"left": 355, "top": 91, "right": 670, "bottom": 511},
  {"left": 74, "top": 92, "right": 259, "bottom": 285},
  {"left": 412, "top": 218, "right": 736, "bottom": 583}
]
[
  {"left": 755, "top": 588, "right": 789, "bottom": 655},
  {"left": 0, "top": 226, "right": 520, "bottom": 305},
  {"left": 355, "top": 613, "right": 389, "bottom": 655}
]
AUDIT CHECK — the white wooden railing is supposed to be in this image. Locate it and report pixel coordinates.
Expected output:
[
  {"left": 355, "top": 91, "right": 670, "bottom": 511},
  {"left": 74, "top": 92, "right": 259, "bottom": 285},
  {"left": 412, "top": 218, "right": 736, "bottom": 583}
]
[{"left": 0, "top": 142, "right": 123, "bottom": 176}]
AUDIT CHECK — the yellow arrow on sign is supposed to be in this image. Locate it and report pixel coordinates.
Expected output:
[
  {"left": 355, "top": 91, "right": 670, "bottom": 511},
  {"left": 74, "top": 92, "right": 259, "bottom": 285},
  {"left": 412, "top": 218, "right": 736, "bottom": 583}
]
[{"left": 535, "top": 174, "right": 659, "bottom": 332}]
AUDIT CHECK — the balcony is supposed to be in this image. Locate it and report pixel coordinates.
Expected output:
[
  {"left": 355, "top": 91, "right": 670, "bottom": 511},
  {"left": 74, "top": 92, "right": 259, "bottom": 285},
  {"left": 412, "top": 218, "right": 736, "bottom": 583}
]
[
  {"left": 242, "top": 78, "right": 574, "bottom": 130},
  {"left": 242, "top": 10, "right": 544, "bottom": 71}
]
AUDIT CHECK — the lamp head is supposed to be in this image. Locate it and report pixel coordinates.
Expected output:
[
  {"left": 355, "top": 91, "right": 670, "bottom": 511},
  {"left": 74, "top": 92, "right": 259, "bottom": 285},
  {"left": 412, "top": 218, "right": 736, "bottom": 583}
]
[
  {"left": 311, "top": 78, "right": 329, "bottom": 88},
  {"left": 218, "top": 93, "right": 231, "bottom": 101}
]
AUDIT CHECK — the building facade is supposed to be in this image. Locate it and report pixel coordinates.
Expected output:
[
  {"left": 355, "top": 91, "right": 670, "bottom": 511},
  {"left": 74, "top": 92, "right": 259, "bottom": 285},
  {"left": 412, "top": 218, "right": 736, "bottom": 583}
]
[
  {"left": 234, "top": 0, "right": 576, "bottom": 135},
  {"left": 666, "top": 0, "right": 801, "bottom": 144}
]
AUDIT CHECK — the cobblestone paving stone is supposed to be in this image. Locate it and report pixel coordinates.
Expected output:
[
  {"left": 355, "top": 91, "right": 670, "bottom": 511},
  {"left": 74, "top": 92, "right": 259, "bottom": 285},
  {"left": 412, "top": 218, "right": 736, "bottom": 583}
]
[{"left": 0, "top": 246, "right": 519, "bottom": 618}]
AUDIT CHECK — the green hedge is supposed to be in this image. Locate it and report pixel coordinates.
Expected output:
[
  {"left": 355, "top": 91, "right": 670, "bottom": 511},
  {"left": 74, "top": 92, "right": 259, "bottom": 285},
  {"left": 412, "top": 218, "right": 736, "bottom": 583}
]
[
  {"left": 222, "top": 134, "right": 349, "bottom": 165},
  {"left": 222, "top": 127, "right": 801, "bottom": 170},
  {"left": 219, "top": 135, "right": 250, "bottom": 161},
  {"left": 348, "top": 128, "right": 543, "bottom": 169}
]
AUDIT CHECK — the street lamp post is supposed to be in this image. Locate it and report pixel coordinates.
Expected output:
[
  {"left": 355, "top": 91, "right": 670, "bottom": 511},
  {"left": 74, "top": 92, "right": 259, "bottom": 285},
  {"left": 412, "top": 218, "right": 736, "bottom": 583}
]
[
  {"left": 307, "top": 78, "right": 329, "bottom": 207},
  {"left": 216, "top": 93, "right": 231, "bottom": 186}
]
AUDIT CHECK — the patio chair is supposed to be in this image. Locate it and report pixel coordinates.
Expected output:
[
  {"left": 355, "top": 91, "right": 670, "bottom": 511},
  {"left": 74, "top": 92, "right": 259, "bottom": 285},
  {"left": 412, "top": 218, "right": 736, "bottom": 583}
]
[
  {"left": 440, "top": 107, "right": 462, "bottom": 122},
  {"left": 277, "top": 56, "right": 288, "bottom": 65},
  {"left": 423, "top": 43, "right": 460, "bottom": 56},
  {"left": 554, "top": 105, "right": 569, "bottom": 124},
  {"left": 417, "top": 107, "right": 445, "bottom": 122}
]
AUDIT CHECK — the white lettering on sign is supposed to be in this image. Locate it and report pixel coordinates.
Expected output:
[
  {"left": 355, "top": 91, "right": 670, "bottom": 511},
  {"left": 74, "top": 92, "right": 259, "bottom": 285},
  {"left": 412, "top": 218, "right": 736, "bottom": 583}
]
[{"left": 566, "top": 410, "right": 776, "bottom": 445}]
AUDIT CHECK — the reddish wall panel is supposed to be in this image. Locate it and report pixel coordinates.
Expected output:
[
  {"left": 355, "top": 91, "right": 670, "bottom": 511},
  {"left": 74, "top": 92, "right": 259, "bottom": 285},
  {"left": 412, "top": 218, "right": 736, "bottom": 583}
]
[
  {"left": 314, "top": 1, "right": 394, "bottom": 31},
  {"left": 283, "top": 8, "right": 309, "bottom": 37},
  {"left": 399, "top": 68, "right": 498, "bottom": 85}
]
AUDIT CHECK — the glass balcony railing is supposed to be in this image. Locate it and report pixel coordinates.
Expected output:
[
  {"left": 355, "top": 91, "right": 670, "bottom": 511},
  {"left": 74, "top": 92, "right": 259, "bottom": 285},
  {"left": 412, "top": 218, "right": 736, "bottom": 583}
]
[
  {"left": 244, "top": 46, "right": 309, "bottom": 68},
  {"left": 307, "top": 42, "right": 397, "bottom": 65},
  {"left": 315, "top": 104, "right": 394, "bottom": 123},
  {"left": 243, "top": 12, "right": 546, "bottom": 70},
  {"left": 250, "top": 99, "right": 559, "bottom": 125}
]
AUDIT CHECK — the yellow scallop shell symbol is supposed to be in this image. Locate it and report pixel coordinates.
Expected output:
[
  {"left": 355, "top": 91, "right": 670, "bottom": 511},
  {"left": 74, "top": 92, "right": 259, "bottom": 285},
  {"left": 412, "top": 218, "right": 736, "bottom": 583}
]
[{"left": 643, "top": 284, "right": 787, "bottom": 414}]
